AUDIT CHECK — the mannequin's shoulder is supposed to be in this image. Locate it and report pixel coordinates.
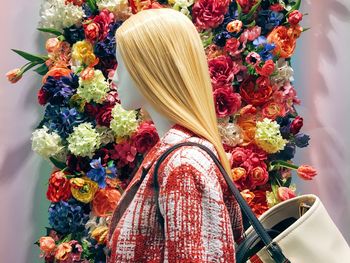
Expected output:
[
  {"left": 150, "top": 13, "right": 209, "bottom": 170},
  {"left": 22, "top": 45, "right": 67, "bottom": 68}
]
[{"left": 159, "top": 137, "right": 220, "bottom": 173}]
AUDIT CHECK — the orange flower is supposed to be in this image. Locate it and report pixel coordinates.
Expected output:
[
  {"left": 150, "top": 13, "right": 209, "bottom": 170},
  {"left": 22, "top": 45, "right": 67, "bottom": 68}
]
[
  {"left": 6, "top": 68, "right": 22, "bottom": 83},
  {"left": 277, "top": 187, "right": 296, "bottom": 202},
  {"left": 39, "top": 236, "right": 56, "bottom": 254},
  {"left": 42, "top": 66, "right": 71, "bottom": 84},
  {"left": 80, "top": 67, "right": 95, "bottom": 81},
  {"left": 297, "top": 165, "right": 317, "bottom": 180},
  {"left": 231, "top": 167, "right": 247, "bottom": 181},
  {"left": 45, "top": 38, "right": 60, "bottom": 53},
  {"left": 92, "top": 188, "right": 122, "bottom": 217},
  {"left": 267, "top": 26, "right": 298, "bottom": 58},
  {"left": 91, "top": 226, "right": 109, "bottom": 244},
  {"left": 262, "top": 101, "right": 286, "bottom": 120},
  {"left": 240, "top": 189, "right": 255, "bottom": 204},
  {"left": 55, "top": 242, "right": 72, "bottom": 261},
  {"left": 226, "top": 20, "right": 243, "bottom": 33},
  {"left": 237, "top": 111, "right": 263, "bottom": 145}
]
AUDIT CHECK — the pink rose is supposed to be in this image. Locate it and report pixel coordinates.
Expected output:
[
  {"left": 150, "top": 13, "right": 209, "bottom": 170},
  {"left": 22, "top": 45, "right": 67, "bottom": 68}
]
[
  {"left": 224, "top": 38, "right": 241, "bottom": 56},
  {"left": 192, "top": 0, "right": 230, "bottom": 30},
  {"left": 249, "top": 166, "right": 269, "bottom": 187},
  {"left": 208, "top": 55, "right": 240, "bottom": 89},
  {"left": 131, "top": 121, "right": 159, "bottom": 154},
  {"left": 39, "top": 236, "right": 56, "bottom": 254},
  {"left": 288, "top": 10, "right": 303, "bottom": 25},
  {"left": 237, "top": 0, "right": 255, "bottom": 13},
  {"left": 213, "top": 87, "right": 242, "bottom": 118}
]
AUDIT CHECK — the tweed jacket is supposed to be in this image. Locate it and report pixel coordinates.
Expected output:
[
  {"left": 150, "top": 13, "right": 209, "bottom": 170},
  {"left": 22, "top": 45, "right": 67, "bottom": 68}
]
[{"left": 106, "top": 123, "right": 244, "bottom": 262}]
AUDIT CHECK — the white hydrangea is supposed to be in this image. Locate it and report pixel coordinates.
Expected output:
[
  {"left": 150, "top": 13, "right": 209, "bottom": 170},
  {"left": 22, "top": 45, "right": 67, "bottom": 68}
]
[
  {"left": 270, "top": 58, "right": 294, "bottom": 88},
  {"left": 39, "top": 0, "right": 84, "bottom": 31},
  {"left": 31, "top": 126, "right": 65, "bottom": 159},
  {"left": 96, "top": 0, "right": 132, "bottom": 20},
  {"left": 171, "top": 0, "right": 194, "bottom": 17}
]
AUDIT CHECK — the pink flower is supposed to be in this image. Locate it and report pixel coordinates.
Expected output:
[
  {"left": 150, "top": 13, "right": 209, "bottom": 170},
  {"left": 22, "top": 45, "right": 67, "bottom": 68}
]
[
  {"left": 288, "top": 10, "right": 303, "bottom": 25},
  {"left": 213, "top": 87, "right": 241, "bottom": 118},
  {"left": 249, "top": 166, "right": 269, "bottom": 187},
  {"left": 208, "top": 55, "right": 240, "bottom": 89},
  {"left": 297, "top": 165, "right": 317, "bottom": 180},
  {"left": 192, "top": 0, "right": 230, "bottom": 30},
  {"left": 224, "top": 38, "right": 241, "bottom": 56},
  {"left": 245, "top": 52, "right": 261, "bottom": 66},
  {"left": 111, "top": 141, "right": 137, "bottom": 168},
  {"left": 242, "top": 26, "right": 262, "bottom": 41},
  {"left": 277, "top": 187, "right": 296, "bottom": 201}
]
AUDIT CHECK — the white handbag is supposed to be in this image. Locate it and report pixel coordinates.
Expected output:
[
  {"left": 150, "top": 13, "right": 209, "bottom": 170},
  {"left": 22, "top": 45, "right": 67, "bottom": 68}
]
[{"left": 240, "top": 194, "right": 350, "bottom": 262}]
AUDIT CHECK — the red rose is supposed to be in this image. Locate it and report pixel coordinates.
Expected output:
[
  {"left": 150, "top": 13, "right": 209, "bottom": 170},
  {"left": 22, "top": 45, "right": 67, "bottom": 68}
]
[
  {"left": 192, "top": 0, "right": 230, "bottom": 30},
  {"left": 131, "top": 121, "right": 159, "bottom": 154},
  {"left": 46, "top": 170, "right": 72, "bottom": 202},
  {"left": 213, "top": 87, "right": 241, "bottom": 118},
  {"left": 255, "top": 59, "right": 275, "bottom": 76},
  {"left": 38, "top": 87, "right": 49, "bottom": 105},
  {"left": 288, "top": 10, "right": 303, "bottom": 25},
  {"left": 249, "top": 190, "right": 269, "bottom": 217},
  {"left": 208, "top": 55, "right": 239, "bottom": 89},
  {"left": 240, "top": 77, "right": 273, "bottom": 106},
  {"left": 66, "top": 155, "right": 91, "bottom": 172},
  {"left": 290, "top": 116, "right": 303, "bottom": 134},
  {"left": 96, "top": 104, "right": 114, "bottom": 126},
  {"left": 224, "top": 37, "right": 241, "bottom": 56},
  {"left": 249, "top": 166, "right": 269, "bottom": 187},
  {"left": 230, "top": 148, "right": 248, "bottom": 166}
]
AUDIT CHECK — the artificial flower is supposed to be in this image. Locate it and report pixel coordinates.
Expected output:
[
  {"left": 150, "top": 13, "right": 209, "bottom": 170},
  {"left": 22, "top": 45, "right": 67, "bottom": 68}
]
[
  {"left": 70, "top": 176, "right": 99, "bottom": 203},
  {"left": 131, "top": 121, "right": 159, "bottom": 154},
  {"left": 297, "top": 165, "right": 317, "bottom": 180},
  {"left": 110, "top": 104, "right": 139, "bottom": 140},
  {"left": 47, "top": 170, "right": 72, "bottom": 202},
  {"left": 67, "top": 122, "right": 102, "bottom": 158},
  {"left": 92, "top": 188, "right": 122, "bottom": 217},
  {"left": 213, "top": 87, "right": 242, "bottom": 118},
  {"left": 255, "top": 118, "right": 287, "bottom": 153},
  {"left": 77, "top": 69, "right": 110, "bottom": 104}
]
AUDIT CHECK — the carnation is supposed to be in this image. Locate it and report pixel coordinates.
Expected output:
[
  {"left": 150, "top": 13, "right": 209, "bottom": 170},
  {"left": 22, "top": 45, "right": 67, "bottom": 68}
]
[
  {"left": 218, "top": 122, "right": 243, "bottom": 147},
  {"left": 77, "top": 69, "right": 110, "bottom": 104},
  {"left": 31, "top": 126, "right": 65, "bottom": 159},
  {"left": 270, "top": 58, "right": 294, "bottom": 87},
  {"left": 39, "top": 0, "right": 84, "bottom": 31},
  {"left": 255, "top": 118, "right": 287, "bottom": 153},
  {"left": 67, "top": 122, "right": 101, "bottom": 158},
  {"left": 110, "top": 104, "right": 139, "bottom": 140}
]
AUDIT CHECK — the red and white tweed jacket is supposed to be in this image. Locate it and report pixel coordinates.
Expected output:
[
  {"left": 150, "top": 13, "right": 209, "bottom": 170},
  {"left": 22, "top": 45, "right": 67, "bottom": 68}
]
[{"left": 107, "top": 123, "right": 244, "bottom": 262}]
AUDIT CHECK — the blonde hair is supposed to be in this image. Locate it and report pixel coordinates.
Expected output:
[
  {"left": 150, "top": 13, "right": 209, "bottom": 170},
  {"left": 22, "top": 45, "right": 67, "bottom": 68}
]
[{"left": 115, "top": 8, "right": 232, "bottom": 176}]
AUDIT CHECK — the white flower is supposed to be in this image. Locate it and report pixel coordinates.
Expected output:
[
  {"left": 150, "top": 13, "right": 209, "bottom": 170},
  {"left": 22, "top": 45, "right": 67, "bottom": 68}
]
[
  {"left": 218, "top": 122, "right": 243, "bottom": 147},
  {"left": 96, "top": 0, "right": 132, "bottom": 20},
  {"left": 270, "top": 58, "right": 294, "bottom": 88},
  {"left": 39, "top": 0, "right": 84, "bottom": 31},
  {"left": 31, "top": 126, "right": 65, "bottom": 159}
]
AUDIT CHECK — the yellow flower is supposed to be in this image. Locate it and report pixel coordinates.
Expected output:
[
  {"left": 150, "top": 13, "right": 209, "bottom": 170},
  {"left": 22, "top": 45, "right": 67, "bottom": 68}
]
[
  {"left": 72, "top": 40, "right": 98, "bottom": 67},
  {"left": 70, "top": 177, "right": 99, "bottom": 203},
  {"left": 91, "top": 226, "right": 109, "bottom": 244}
]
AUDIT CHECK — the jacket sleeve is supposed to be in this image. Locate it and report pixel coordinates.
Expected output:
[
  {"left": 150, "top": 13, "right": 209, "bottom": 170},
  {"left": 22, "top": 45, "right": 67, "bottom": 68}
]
[{"left": 158, "top": 147, "right": 239, "bottom": 262}]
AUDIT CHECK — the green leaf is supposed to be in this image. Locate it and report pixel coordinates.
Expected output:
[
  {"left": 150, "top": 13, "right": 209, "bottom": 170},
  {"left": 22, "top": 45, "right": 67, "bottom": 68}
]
[
  {"left": 34, "top": 63, "right": 49, "bottom": 76},
  {"left": 243, "top": 0, "right": 262, "bottom": 22},
  {"left": 11, "top": 49, "right": 47, "bottom": 63},
  {"left": 237, "top": 2, "right": 243, "bottom": 20},
  {"left": 286, "top": 0, "right": 302, "bottom": 16},
  {"left": 37, "top": 27, "right": 62, "bottom": 36},
  {"left": 49, "top": 157, "right": 67, "bottom": 170},
  {"left": 86, "top": 0, "right": 97, "bottom": 13}
]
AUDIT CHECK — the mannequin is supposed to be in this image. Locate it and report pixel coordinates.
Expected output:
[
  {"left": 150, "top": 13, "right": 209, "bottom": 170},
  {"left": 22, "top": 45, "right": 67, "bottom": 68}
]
[
  {"left": 112, "top": 47, "right": 175, "bottom": 138},
  {"left": 106, "top": 7, "right": 244, "bottom": 263}
]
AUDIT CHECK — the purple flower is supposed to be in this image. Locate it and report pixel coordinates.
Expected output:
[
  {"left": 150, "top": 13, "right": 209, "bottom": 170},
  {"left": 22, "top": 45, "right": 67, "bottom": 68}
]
[
  {"left": 86, "top": 158, "right": 117, "bottom": 188},
  {"left": 295, "top": 133, "right": 310, "bottom": 148}
]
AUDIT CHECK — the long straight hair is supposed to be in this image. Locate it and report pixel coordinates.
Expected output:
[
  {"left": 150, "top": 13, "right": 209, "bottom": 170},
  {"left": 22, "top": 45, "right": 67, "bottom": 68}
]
[{"left": 115, "top": 8, "right": 232, "bottom": 177}]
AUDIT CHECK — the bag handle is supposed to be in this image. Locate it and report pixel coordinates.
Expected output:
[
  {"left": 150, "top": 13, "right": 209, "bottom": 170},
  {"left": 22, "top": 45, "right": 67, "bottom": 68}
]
[{"left": 153, "top": 141, "right": 290, "bottom": 263}]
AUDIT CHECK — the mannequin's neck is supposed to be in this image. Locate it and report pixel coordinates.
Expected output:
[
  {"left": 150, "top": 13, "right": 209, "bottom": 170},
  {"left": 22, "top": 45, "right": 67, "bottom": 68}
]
[{"left": 143, "top": 103, "right": 176, "bottom": 139}]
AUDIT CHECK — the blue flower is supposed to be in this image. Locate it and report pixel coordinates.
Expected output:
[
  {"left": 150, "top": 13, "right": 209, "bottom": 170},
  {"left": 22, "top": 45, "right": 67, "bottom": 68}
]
[
  {"left": 42, "top": 73, "right": 78, "bottom": 105},
  {"left": 87, "top": 158, "right": 117, "bottom": 188},
  {"left": 295, "top": 133, "right": 310, "bottom": 148},
  {"left": 40, "top": 104, "right": 89, "bottom": 139},
  {"left": 253, "top": 36, "right": 276, "bottom": 61},
  {"left": 257, "top": 10, "right": 284, "bottom": 34},
  {"left": 63, "top": 25, "right": 85, "bottom": 45},
  {"left": 48, "top": 199, "right": 89, "bottom": 234},
  {"left": 271, "top": 143, "right": 296, "bottom": 161},
  {"left": 213, "top": 31, "right": 232, "bottom": 47}
]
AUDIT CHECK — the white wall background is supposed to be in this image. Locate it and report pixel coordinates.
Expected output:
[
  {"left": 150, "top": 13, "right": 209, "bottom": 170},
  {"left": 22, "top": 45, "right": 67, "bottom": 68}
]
[{"left": 0, "top": 1, "right": 349, "bottom": 262}]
